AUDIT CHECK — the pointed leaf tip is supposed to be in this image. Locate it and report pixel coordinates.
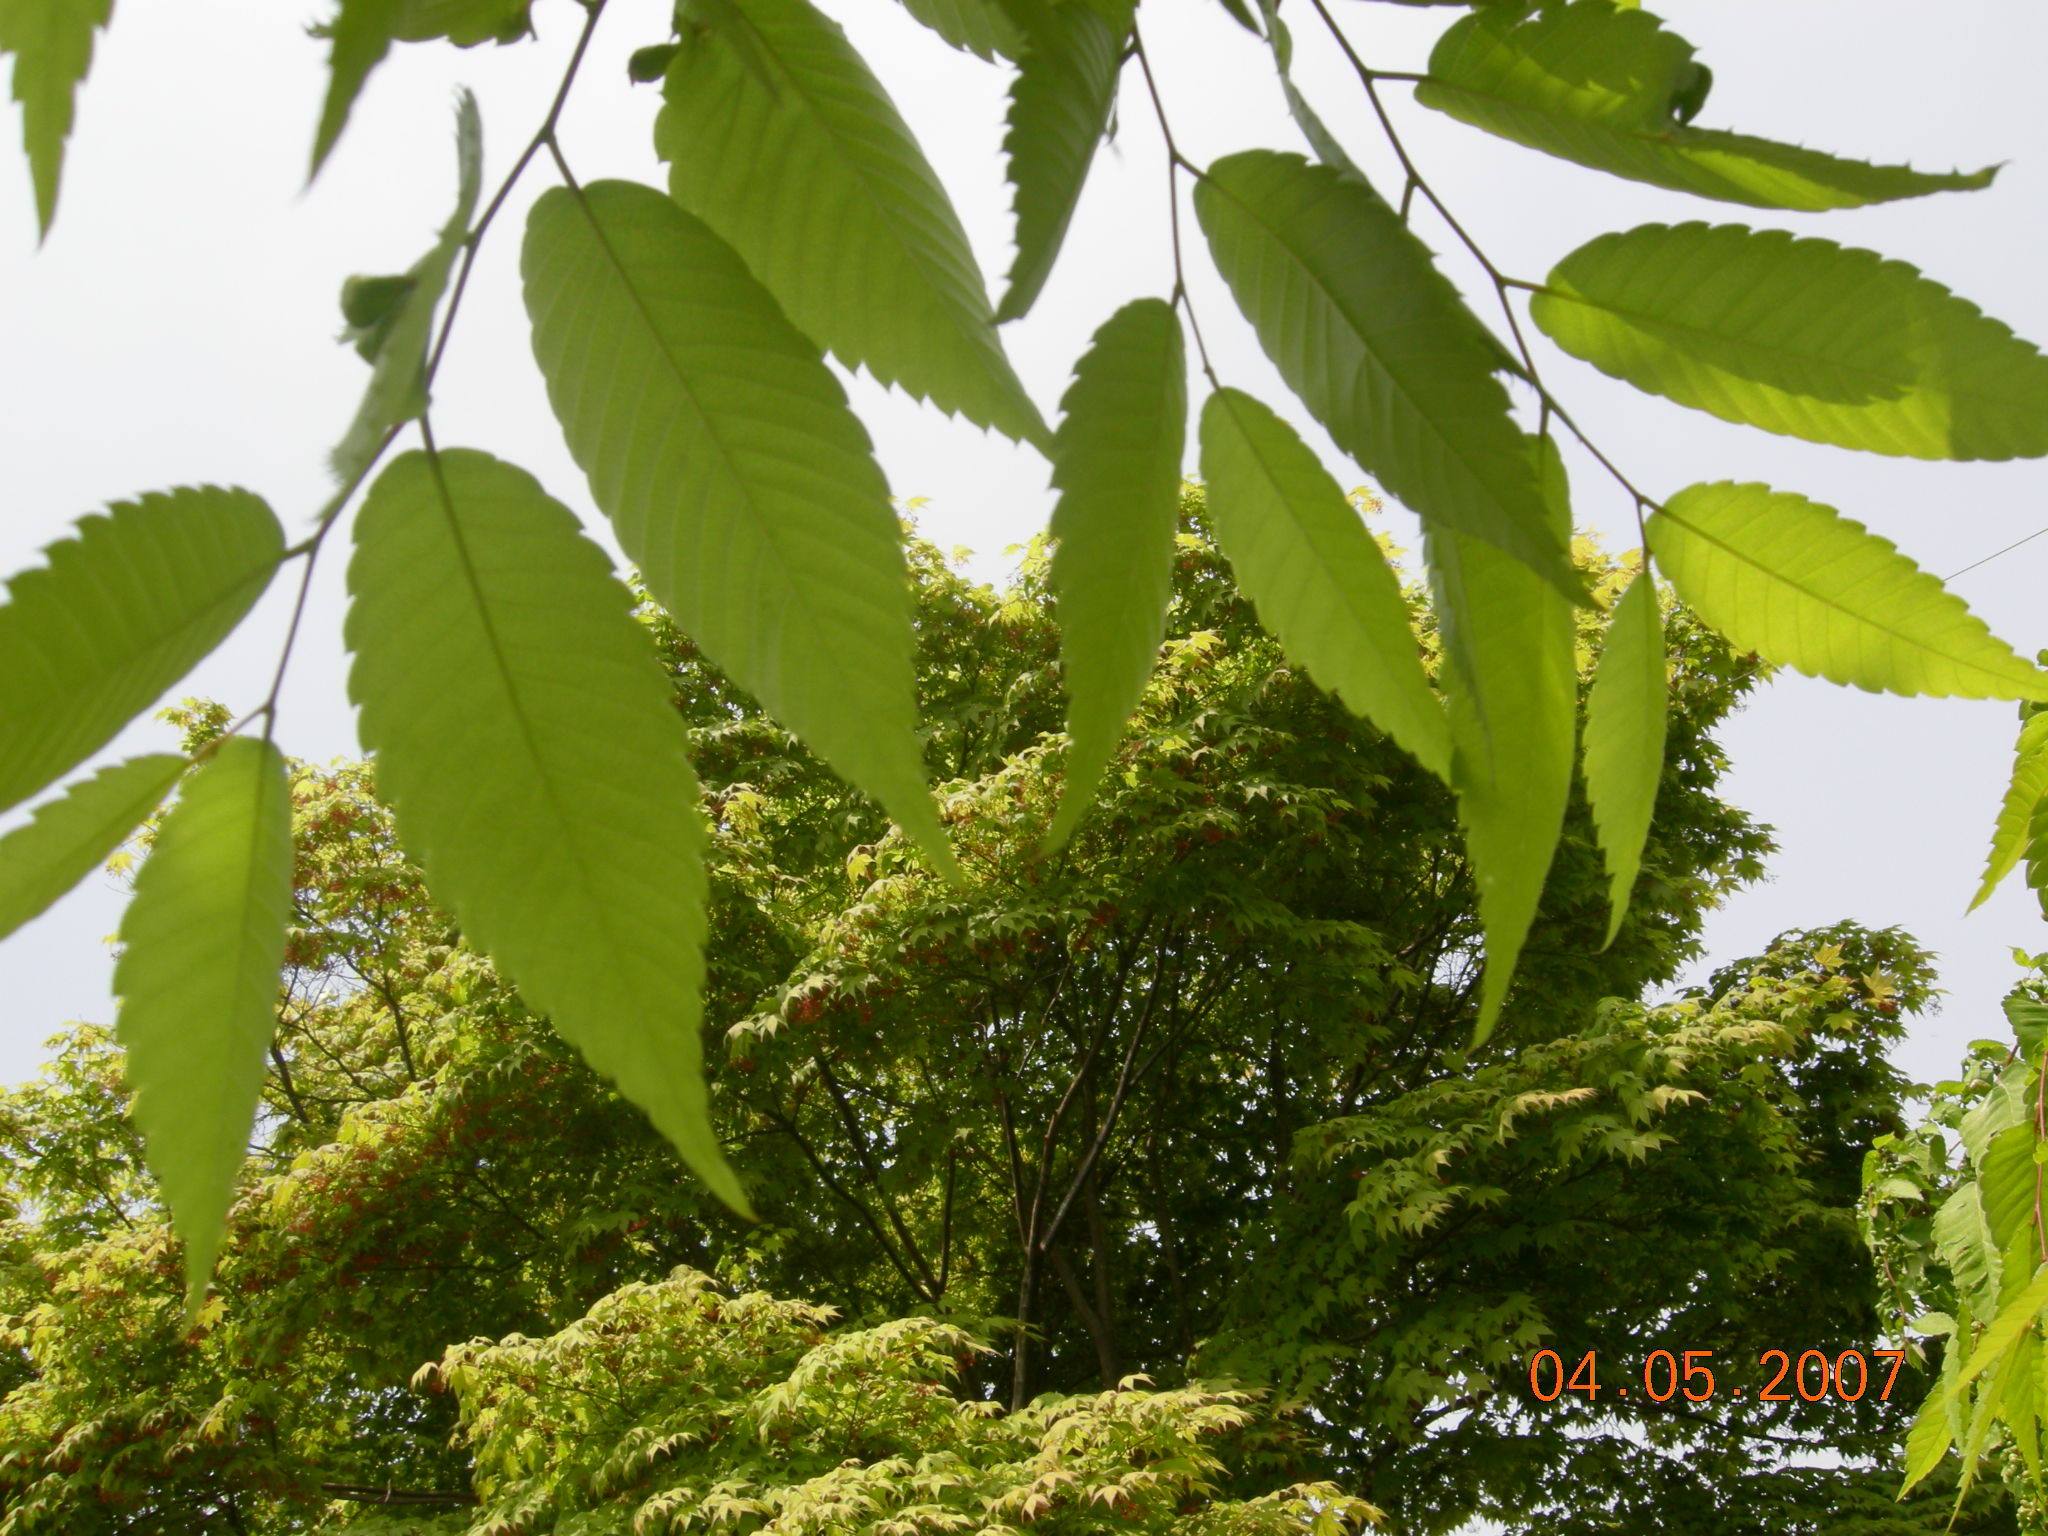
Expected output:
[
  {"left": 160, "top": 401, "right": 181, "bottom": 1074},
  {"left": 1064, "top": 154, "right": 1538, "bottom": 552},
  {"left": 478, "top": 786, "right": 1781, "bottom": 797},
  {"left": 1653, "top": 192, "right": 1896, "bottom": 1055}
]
[
  {"left": 1199, "top": 388, "right": 1450, "bottom": 782},
  {"left": 1043, "top": 298, "right": 1187, "bottom": 852},
  {"left": 1193, "top": 149, "right": 1577, "bottom": 599},
  {"left": 115, "top": 737, "right": 295, "bottom": 1313},
  {"left": 522, "top": 179, "right": 956, "bottom": 883},
  {"left": 1532, "top": 222, "right": 2048, "bottom": 462},
  {"left": 0, "top": 0, "right": 113, "bottom": 232},
  {"left": 348, "top": 448, "right": 749, "bottom": 1212},
  {"left": 995, "top": 0, "right": 1125, "bottom": 323},
  {"left": 1583, "top": 571, "right": 1666, "bottom": 949},
  {"left": 1419, "top": 2, "right": 1999, "bottom": 211},
  {"left": 657, "top": 0, "right": 1046, "bottom": 445},
  {"left": 1647, "top": 482, "right": 2048, "bottom": 701},
  {"left": 1431, "top": 436, "right": 1576, "bottom": 1042}
]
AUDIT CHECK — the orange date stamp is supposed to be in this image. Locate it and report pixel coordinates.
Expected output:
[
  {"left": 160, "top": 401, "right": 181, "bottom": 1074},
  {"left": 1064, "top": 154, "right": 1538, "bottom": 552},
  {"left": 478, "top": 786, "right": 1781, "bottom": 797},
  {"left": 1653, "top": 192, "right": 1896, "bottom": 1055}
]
[{"left": 1527, "top": 1348, "right": 1907, "bottom": 1405}]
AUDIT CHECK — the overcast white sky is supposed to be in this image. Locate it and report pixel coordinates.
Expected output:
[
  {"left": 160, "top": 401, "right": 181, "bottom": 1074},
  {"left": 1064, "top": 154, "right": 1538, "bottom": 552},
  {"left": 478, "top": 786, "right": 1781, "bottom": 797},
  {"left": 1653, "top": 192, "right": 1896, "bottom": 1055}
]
[{"left": 3, "top": 0, "right": 2046, "bottom": 1093}]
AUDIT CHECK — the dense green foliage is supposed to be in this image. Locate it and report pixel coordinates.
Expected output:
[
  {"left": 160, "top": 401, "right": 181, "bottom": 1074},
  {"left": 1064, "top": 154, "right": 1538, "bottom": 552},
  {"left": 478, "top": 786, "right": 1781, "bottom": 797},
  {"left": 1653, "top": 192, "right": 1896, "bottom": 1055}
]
[
  {"left": 6, "top": 0, "right": 2048, "bottom": 1517},
  {"left": 0, "top": 529, "right": 1977, "bottom": 1531}
]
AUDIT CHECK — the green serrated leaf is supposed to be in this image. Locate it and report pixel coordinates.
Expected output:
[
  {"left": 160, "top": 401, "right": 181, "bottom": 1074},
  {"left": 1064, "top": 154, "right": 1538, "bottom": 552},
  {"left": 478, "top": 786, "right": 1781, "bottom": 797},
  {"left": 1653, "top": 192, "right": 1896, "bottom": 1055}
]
[
  {"left": 331, "top": 90, "right": 482, "bottom": 486},
  {"left": 0, "top": 754, "right": 184, "bottom": 940},
  {"left": 656, "top": 0, "right": 1046, "bottom": 446},
  {"left": 898, "top": 0, "right": 1020, "bottom": 61},
  {"left": 1646, "top": 483, "right": 2048, "bottom": 701},
  {"left": 1429, "top": 435, "right": 1576, "bottom": 1040},
  {"left": 1198, "top": 387, "right": 1450, "bottom": 782},
  {"left": 1531, "top": 223, "right": 2048, "bottom": 461},
  {"left": 0, "top": 0, "right": 112, "bottom": 234},
  {"left": 347, "top": 448, "right": 745, "bottom": 1209},
  {"left": 995, "top": 0, "right": 1124, "bottom": 322},
  {"left": 1953, "top": 1262, "right": 2048, "bottom": 1402},
  {"left": 1193, "top": 150, "right": 1576, "bottom": 598},
  {"left": 312, "top": 0, "right": 402, "bottom": 177},
  {"left": 1900, "top": 1375, "right": 1954, "bottom": 1496},
  {"left": 1936, "top": 1183, "right": 2003, "bottom": 1320},
  {"left": 113, "top": 736, "right": 293, "bottom": 1312},
  {"left": 1042, "top": 299, "right": 1187, "bottom": 851},
  {"left": 521, "top": 179, "right": 956, "bottom": 880},
  {"left": 1583, "top": 570, "right": 1665, "bottom": 948},
  {"left": 1417, "top": 2, "right": 1997, "bottom": 211},
  {"left": 0, "top": 487, "right": 283, "bottom": 816},
  {"left": 1974, "top": 712, "right": 2048, "bottom": 911},
  {"left": 1982, "top": 1122, "right": 2042, "bottom": 1307}
]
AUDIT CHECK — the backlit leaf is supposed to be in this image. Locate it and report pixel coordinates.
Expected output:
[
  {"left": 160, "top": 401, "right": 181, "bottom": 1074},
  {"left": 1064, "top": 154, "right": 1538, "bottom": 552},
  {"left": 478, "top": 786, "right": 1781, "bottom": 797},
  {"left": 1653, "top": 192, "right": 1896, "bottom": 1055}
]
[
  {"left": 312, "top": 0, "right": 402, "bottom": 177},
  {"left": 113, "top": 736, "right": 293, "bottom": 1311},
  {"left": 897, "top": 0, "right": 1020, "bottom": 62},
  {"left": 0, "top": 0, "right": 112, "bottom": 233},
  {"left": 1953, "top": 1264, "right": 2048, "bottom": 1401},
  {"left": 1429, "top": 436, "right": 1576, "bottom": 1039},
  {"left": 656, "top": 0, "right": 1046, "bottom": 445},
  {"left": 348, "top": 448, "right": 744, "bottom": 1208},
  {"left": 1935, "top": 1183, "right": 2002, "bottom": 1320},
  {"left": 0, "top": 754, "right": 184, "bottom": 940},
  {"left": 1972, "top": 710, "right": 2048, "bottom": 912},
  {"left": 1193, "top": 150, "right": 1575, "bottom": 597},
  {"left": 1980, "top": 1123, "right": 2040, "bottom": 1290},
  {"left": 522, "top": 179, "right": 955, "bottom": 878},
  {"left": 1582, "top": 570, "right": 1664, "bottom": 946},
  {"left": 1646, "top": 483, "right": 2048, "bottom": 700},
  {"left": 0, "top": 486, "right": 283, "bottom": 816},
  {"left": 1418, "top": 2, "right": 1996, "bottom": 211},
  {"left": 331, "top": 89, "right": 482, "bottom": 486},
  {"left": 1043, "top": 299, "right": 1187, "bottom": 850},
  {"left": 995, "top": 0, "right": 1124, "bottom": 322},
  {"left": 1199, "top": 387, "right": 1450, "bottom": 781},
  {"left": 1531, "top": 223, "right": 2048, "bottom": 461},
  {"left": 1901, "top": 1377, "right": 1955, "bottom": 1495}
]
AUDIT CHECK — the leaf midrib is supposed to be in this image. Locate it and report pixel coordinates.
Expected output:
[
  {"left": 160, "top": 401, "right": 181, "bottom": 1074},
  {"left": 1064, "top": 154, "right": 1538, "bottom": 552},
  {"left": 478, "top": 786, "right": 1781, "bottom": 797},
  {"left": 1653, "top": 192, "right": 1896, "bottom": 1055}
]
[
  {"left": 560, "top": 185, "right": 884, "bottom": 711},
  {"left": 1537, "top": 240, "right": 2032, "bottom": 418},
  {"left": 1657, "top": 502, "right": 2043, "bottom": 692},
  {"left": 1202, "top": 161, "right": 1524, "bottom": 517}
]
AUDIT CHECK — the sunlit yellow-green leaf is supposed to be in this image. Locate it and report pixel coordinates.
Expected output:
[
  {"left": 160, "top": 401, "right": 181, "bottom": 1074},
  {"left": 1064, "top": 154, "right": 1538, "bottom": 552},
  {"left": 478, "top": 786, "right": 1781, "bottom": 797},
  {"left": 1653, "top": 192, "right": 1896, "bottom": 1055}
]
[
  {"left": 1582, "top": 571, "right": 1665, "bottom": 947},
  {"left": 1532, "top": 223, "right": 2048, "bottom": 461},
  {"left": 1430, "top": 436, "right": 1576, "bottom": 1039},
  {"left": 522, "top": 179, "right": 954, "bottom": 879},
  {"left": 1646, "top": 483, "right": 2048, "bottom": 700},
  {"left": 1194, "top": 150, "right": 1575, "bottom": 597},
  {"left": 0, "top": 486, "right": 283, "bottom": 816},
  {"left": 347, "top": 448, "right": 745, "bottom": 1210},
  {"left": 656, "top": 0, "right": 1046, "bottom": 445},
  {"left": 1199, "top": 387, "right": 1450, "bottom": 782},
  {"left": 0, "top": 0, "right": 111, "bottom": 233},
  {"left": 113, "top": 736, "right": 294, "bottom": 1312},
  {"left": 1418, "top": 2, "right": 1996, "bottom": 210},
  {"left": 1042, "top": 299, "right": 1187, "bottom": 851},
  {"left": 0, "top": 754, "right": 184, "bottom": 941}
]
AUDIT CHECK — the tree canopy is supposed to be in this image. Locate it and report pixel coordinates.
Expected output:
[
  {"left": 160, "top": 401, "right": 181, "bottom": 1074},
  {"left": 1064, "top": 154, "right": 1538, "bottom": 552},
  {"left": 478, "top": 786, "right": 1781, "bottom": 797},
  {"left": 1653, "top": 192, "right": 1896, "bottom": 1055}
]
[
  {"left": 0, "top": 521, "right": 1990, "bottom": 1532},
  {"left": 5, "top": 0, "right": 2048, "bottom": 1521}
]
